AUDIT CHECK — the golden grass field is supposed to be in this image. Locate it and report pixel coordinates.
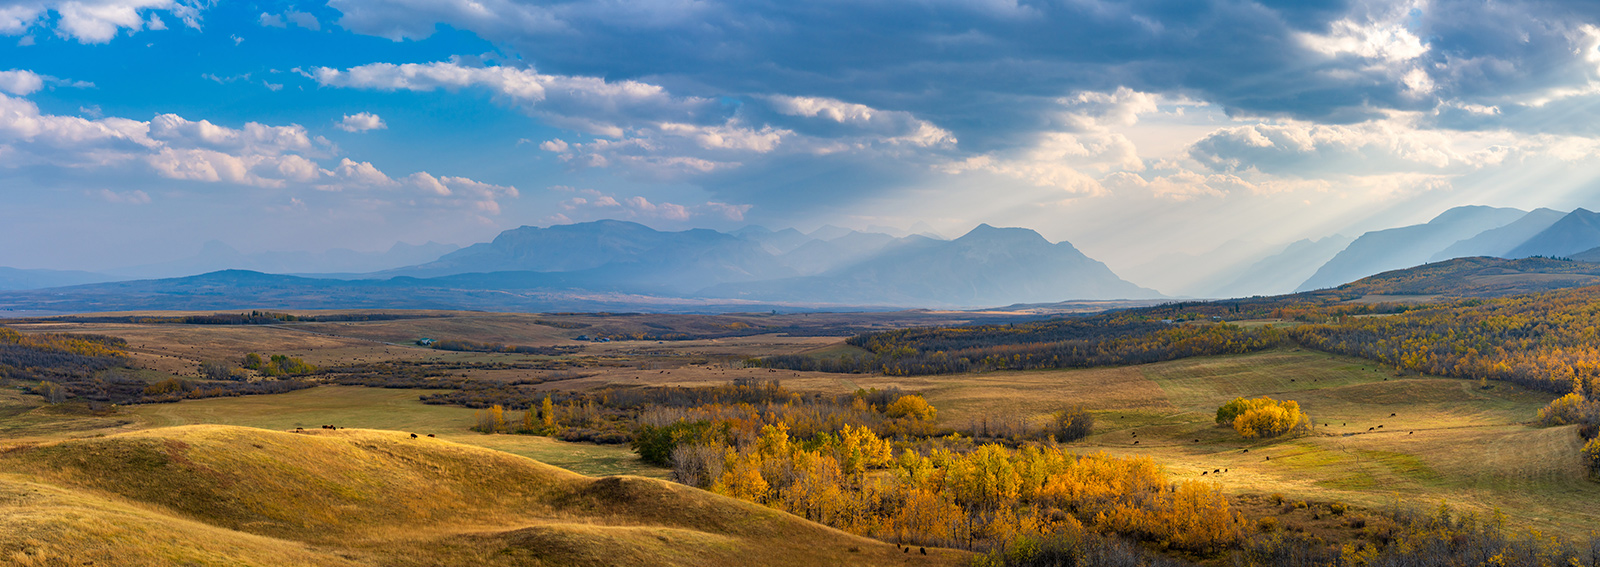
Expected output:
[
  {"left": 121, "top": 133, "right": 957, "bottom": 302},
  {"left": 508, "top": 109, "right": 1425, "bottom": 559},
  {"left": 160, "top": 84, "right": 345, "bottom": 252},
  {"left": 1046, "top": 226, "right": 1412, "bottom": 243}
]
[
  {"left": 0, "top": 425, "right": 962, "bottom": 566},
  {"left": 2, "top": 309, "right": 1596, "bottom": 564}
]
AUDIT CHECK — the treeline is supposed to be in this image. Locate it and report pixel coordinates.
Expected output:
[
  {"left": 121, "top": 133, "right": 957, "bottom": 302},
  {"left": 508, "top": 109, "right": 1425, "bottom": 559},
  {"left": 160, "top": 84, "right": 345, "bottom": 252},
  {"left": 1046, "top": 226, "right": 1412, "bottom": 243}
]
[
  {"left": 1, "top": 326, "right": 314, "bottom": 405},
  {"left": 243, "top": 353, "right": 317, "bottom": 376},
  {"left": 0, "top": 327, "right": 127, "bottom": 390},
  {"left": 1289, "top": 287, "right": 1600, "bottom": 394},
  {"left": 757, "top": 323, "right": 1285, "bottom": 376},
  {"left": 136, "top": 376, "right": 315, "bottom": 403},
  {"left": 432, "top": 379, "right": 933, "bottom": 445},
  {"left": 426, "top": 339, "right": 581, "bottom": 356},
  {"left": 88, "top": 311, "right": 431, "bottom": 325}
]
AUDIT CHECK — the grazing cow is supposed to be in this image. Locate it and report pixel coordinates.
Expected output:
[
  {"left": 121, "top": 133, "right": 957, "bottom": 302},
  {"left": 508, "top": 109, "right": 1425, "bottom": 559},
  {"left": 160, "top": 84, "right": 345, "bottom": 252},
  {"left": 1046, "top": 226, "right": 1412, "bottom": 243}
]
[
  {"left": 920, "top": 547, "right": 926, "bottom": 555},
  {"left": 1390, "top": 413, "right": 1396, "bottom": 417},
  {"left": 1201, "top": 471, "right": 1208, "bottom": 476},
  {"left": 410, "top": 433, "right": 418, "bottom": 439},
  {"left": 1409, "top": 431, "right": 1413, "bottom": 435},
  {"left": 1224, "top": 469, "right": 1228, "bottom": 472},
  {"left": 1265, "top": 456, "right": 1270, "bottom": 460},
  {"left": 903, "top": 547, "right": 909, "bottom": 554},
  {"left": 1194, "top": 439, "right": 1200, "bottom": 443},
  {"left": 1133, "top": 440, "right": 1140, "bottom": 444},
  {"left": 1368, "top": 427, "right": 1375, "bottom": 431},
  {"left": 1213, "top": 469, "right": 1220, "bottom": 473},
  {"left": 1377, "top": 425, "right": 1383, "bottom": 428},
  {"left": 428, "top": 434, "right": 435, "bottom": 438}
]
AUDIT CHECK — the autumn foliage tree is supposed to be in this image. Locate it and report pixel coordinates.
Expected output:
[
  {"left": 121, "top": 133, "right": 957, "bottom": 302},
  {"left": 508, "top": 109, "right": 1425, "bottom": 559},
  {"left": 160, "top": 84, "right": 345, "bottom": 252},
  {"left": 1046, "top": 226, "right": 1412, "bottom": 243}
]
[{"left": 1216, "top": 397, "right": 1308, "bottom": 439}]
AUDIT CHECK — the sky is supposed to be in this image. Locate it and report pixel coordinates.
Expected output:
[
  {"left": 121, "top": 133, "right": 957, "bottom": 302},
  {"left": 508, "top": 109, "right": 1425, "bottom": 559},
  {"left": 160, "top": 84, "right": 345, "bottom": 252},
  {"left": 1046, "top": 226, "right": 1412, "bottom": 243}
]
[{"left": 7, "top": 0, "right": 1600, "bottom": 275}]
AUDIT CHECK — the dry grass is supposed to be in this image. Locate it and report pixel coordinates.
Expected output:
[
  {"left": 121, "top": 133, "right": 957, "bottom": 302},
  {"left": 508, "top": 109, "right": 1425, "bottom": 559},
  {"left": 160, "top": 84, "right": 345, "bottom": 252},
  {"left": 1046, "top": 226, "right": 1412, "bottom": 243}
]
[
  {"left": 0, "top": 425, "right": 967, "bottom": 567},
  {"left": 889, "top": 348, "right": 1598, "bottom": 539}
]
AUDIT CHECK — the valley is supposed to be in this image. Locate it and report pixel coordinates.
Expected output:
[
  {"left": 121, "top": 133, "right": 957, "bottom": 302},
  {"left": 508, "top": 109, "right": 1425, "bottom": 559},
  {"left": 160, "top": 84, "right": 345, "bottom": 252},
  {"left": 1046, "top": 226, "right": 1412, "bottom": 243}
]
[{"left": 4, "top": 297, "right": 1598, "bottom": 565}]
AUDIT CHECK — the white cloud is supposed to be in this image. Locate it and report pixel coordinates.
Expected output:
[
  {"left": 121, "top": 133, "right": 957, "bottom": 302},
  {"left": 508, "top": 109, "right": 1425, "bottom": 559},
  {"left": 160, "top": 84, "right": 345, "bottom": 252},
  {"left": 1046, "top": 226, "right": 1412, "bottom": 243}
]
[
  {"left": 766, "top": 95, "right": 956, "bottom": 147},
  {"left": 703, "top": 201, "right": 752, "bottom": 221},
  {"left": 147, "top": 114, "right": 322, "bottom": 156},
  {"left": 337, "top": 112, "right": 386, "bottom": 132},
  {"left": 317, "top": 60, "right": 959, "bottom": 181},
  {"left": 0, "top": 0, "right": 205, "bottom": 43},
  {"left": 0, "top": 92, "right": 517, "bottom": 213},
  {"left": 258, "top": 12, "right": 284, "bottom": 27},
  {"left": 313, "top": 60, "right": 719, "bottom": 138},
  {"left": 0, "top": 69, "right": 43, "bottom": 95},
  {"left": 624, "top": 196, "right": 690, "bottom": 220},
  {"left": 1186, "top": 121, "right": 1494, "bottom": 176},
  {"left": 1300, "top": 19, "right": 1429, "bottom": 64},
  {"left": 402, "top": 172, "right": 518, "bottom": 213}
]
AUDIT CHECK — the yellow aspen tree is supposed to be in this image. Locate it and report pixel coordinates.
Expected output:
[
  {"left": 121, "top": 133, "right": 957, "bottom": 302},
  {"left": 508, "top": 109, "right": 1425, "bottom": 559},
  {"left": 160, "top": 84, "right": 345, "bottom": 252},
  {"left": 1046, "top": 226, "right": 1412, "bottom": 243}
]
[{"left": 540, "top": 394, "right": 556, "bottom": 430}]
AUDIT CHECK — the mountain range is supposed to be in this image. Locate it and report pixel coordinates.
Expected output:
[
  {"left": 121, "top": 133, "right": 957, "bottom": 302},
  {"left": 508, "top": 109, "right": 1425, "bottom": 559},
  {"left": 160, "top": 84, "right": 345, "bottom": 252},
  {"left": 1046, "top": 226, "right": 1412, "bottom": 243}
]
[
  {"left": 16, "top": 204, "right": 1600, "bottom": 313},
  {"left": 0, "top": 222, "right": 1159, "bottom": 313},
  {"left": 1292, "top": 206, "right": 1600, "bottom": 292}
]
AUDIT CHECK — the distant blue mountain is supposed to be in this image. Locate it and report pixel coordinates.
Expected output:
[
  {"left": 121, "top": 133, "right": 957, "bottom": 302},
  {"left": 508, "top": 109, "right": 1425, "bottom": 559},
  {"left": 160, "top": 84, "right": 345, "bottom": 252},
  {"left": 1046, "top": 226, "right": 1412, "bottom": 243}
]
[
  {"left": 701, "top": 224, "right": 1161, "bottom": 306},
  {"left": 0, "top": 221, "right": 1160, "bottom": 312},
  {"left": 1431, "top": 208, "right": 1566, "bottom": 261},
  {"left": 1297, "top": 206, "right": 1528, "bottom": 291},
  {"left": 1503, "top": 208, "right": 1600, "bottom": 259}
]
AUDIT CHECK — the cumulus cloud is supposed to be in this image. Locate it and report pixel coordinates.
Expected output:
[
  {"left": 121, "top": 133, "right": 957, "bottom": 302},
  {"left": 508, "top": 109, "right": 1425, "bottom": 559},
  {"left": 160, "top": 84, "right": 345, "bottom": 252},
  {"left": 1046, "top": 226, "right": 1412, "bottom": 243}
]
[
  {"left": 337, "top": 112, "right": 386, "bottom": 132},
  {"left": 1187, "top": 121, "right": 1488, "bottom": 177},
  {"left": 317, "top": 60, "right": 958, "bottom": 182},
  {"left": 0, "top": 92, "right": 517, "bottom": 212},
  {"left": 0, "top": 0, "right": 205, "bottom": 43},
  {"left": 313, "top": 60, "right": 723, "bottom": 138},
  {"left": 0, "top": 69, "right": 43, "bottom": 95}
]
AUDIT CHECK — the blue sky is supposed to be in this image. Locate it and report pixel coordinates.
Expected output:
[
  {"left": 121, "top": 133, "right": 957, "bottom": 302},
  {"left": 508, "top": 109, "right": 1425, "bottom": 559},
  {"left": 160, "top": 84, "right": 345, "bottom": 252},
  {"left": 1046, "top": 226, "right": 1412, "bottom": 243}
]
[{"left": 7, "top": 0, "right": 1600, "bottom": 274}]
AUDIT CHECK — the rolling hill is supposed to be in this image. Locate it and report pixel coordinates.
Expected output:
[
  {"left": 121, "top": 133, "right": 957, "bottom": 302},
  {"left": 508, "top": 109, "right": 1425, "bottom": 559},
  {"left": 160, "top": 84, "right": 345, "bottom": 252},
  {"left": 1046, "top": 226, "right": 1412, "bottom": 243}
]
[
  {"left": 0, "top": 425, "right": 961, "bottom": 567},
  {"left": 1311, "top": 256, "right": 1600, "bottom": 298}
]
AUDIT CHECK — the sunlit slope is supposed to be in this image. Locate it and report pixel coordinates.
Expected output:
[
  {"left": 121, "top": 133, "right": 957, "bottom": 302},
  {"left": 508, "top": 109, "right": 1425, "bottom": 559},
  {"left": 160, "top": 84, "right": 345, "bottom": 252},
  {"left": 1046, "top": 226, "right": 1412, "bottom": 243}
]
[{"left": 0, "top": 425, "right": 961, "bottom": 567}]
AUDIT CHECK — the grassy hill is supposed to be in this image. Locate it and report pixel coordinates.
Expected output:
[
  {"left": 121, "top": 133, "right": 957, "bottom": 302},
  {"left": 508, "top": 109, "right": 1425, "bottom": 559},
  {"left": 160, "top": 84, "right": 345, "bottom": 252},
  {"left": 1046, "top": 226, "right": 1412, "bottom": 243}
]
[
  {"left": 0, "top": 425, "right": 965, "bottom": 567},
  {"left": 1316, "top": 256, "right": 1600, "bottom": 297}
]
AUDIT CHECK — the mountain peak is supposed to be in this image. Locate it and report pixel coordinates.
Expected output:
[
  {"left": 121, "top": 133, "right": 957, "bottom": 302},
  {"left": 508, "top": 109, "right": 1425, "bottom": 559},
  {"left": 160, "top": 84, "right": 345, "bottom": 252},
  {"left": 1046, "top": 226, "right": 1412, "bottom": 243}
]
[{"left": 957, "top": 224, "right": 1050, "bottom": 245}]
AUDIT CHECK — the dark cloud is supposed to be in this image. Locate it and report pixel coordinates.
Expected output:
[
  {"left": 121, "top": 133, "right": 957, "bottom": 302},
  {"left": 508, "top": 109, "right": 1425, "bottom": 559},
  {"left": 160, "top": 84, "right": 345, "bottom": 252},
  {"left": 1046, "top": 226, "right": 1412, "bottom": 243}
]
[{"left": 328, "top": 0, "right": 1445, "bottom": 147}]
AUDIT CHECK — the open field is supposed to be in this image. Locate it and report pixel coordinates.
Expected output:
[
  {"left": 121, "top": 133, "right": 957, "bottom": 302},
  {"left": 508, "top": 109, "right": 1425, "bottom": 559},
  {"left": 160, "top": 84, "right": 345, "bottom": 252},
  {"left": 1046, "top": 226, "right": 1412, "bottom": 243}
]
[{"left": 855, "top": 349, "right": 1598, "bottom": 538}]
